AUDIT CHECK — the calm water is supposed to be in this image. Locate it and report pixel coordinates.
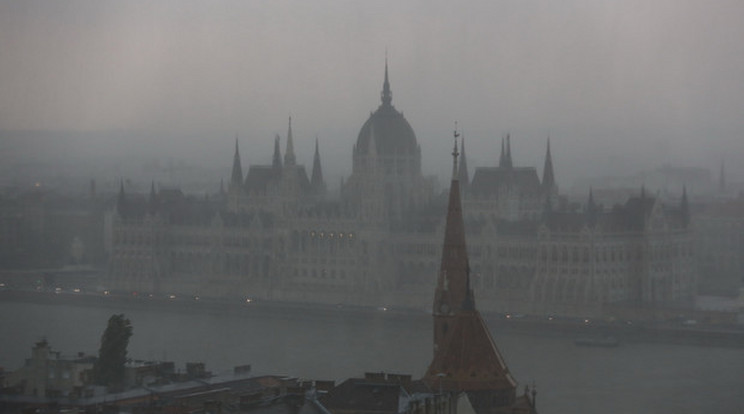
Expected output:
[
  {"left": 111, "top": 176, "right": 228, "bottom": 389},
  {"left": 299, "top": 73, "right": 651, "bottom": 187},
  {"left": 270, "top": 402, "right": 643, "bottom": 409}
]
[{"left": 1, "top": 300, "right": 742, "bottom": 414}]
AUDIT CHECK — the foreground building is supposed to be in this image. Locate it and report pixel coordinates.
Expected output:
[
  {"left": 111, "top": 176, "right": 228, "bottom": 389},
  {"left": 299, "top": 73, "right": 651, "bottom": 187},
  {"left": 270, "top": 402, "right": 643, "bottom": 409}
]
[
  {"left": 423, "top": 141, "right": 536, "bottom": 414},
  {"left": 107, "top": 63, "right": 696, "bottom": 318}
]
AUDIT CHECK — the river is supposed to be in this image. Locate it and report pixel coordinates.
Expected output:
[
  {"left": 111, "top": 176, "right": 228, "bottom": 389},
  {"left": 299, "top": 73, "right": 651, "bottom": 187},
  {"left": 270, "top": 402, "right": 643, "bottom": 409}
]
[{"left": 0, "top": 298, "right": 742, "bottom": 414}]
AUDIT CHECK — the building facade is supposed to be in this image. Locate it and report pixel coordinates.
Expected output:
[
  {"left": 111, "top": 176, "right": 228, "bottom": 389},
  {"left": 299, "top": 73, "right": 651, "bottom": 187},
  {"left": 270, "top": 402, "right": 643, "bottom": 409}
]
[{"left": 107, "top": 64, "right": 696, "bottom": 317}]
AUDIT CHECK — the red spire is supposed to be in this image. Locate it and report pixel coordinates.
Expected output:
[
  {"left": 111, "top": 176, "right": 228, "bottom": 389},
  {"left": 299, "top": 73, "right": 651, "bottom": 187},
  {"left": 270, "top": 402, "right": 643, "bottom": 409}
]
[{"left": 424, "top": 131, "right": 518, "bottom": 409}]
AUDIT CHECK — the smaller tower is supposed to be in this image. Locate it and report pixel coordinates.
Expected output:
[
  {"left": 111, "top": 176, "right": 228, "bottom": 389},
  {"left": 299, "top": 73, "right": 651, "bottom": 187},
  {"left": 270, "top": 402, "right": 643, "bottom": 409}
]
[
  {"left": 542, "top": 137, "right": 558, "bottom": 205},
  {"left": 542, "top": 138, "right": 555, "bottom": 191},
  {"left": 504, "top": 133, "right": 513, "bottom": 169},
  {"left": 311, "top": 137, "right": 326, "bottom": 195},
  {"left": 230, "top": 137, "right": 244, "bottom": 191},
  {"left": 284, "top": 117, "right": 296, "bottom": 167},
  {"left": 272, "top": 135, "right": 283, "bottom": 170}
]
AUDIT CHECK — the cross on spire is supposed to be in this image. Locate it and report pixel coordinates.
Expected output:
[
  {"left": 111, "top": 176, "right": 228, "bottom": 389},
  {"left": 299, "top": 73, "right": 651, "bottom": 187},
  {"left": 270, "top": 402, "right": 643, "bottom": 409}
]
[{"left": 452, "top": 122, "right": 460, "bottom": 180}]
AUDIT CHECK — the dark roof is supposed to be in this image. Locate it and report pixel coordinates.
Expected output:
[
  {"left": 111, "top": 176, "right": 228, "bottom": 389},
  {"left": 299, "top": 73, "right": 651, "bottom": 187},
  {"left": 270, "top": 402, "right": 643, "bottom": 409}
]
[
  {"left": 356, "top": 104, "right": 418, "bottom": 157},
  {"left": 245, "top": 166, "right": 282, "bottom": 194},
  {"left": 320, "top": 378, "right": 402, "bottom": 414},
  {"left": 469, "top": 167, "right": 541, "bottom": 198},
  {"left": 245, "top": 165, "right": 312, "bottom": 195},
  {"left": 543, "top": 194, "right": 689, "bottom": 232}
]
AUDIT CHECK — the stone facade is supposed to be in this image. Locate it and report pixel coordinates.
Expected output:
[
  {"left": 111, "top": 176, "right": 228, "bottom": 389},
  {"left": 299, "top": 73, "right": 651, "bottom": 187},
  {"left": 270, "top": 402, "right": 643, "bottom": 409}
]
[{"left": 107, "top": 64, "right": 696, "bottom": 317}]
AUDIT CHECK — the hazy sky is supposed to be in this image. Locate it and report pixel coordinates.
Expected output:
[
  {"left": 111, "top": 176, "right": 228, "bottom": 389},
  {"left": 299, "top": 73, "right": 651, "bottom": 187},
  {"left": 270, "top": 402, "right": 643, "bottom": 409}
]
[{"left": 2, "top": 0, "right": 743, "bottom": 188}]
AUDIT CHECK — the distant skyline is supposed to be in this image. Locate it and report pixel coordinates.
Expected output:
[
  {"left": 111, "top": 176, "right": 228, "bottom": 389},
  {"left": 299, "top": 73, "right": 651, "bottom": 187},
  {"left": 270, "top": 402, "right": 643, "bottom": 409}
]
[{"left": 2, "top": 0, "right": 743, "bottom": 188}]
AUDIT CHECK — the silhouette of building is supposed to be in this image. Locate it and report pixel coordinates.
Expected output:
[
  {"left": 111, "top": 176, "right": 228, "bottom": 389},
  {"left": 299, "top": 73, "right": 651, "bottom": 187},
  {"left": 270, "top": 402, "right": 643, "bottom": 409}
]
[
  {"left": 107, "top": 62, "right": 696, "bottom": 317},
  {"left": 422, "top": 139, "right": 536, "bottom": 414}
]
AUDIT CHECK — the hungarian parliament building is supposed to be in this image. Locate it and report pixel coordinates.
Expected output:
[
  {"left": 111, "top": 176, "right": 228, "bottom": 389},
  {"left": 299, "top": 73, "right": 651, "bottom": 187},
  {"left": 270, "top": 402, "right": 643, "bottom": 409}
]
[{"left": 108, "top": 64, "right": 695, "bottom": 317}]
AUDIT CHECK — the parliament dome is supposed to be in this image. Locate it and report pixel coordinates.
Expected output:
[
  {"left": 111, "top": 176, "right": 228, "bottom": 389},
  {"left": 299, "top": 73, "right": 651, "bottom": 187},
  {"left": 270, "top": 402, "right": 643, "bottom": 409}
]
[{"left": 355, "top": 63, "right": 419, "bottom": 157}]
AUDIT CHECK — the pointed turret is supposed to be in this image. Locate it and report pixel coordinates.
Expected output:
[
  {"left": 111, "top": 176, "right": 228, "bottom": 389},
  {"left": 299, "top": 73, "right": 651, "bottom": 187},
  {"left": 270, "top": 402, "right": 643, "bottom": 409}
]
[
  {"left": 434, "top": 136, "right": 472, "bottom": 316},
  {"left": 230, "top": 137, "right": 244, "bottom": 189},
  {"left": 542, "top": 137, "right": 555, "bottom": 192},
  {"left": 424, "top": 132, "right": 518, "bottom": 412},
  {"left": 458, "top": 133, "right": 470, "bottom": 193},
  {"left": 381, "top": 57, "right": 392, "bottom": 107},
  {"left": 504, "top": 133, "right": 513, "bottom": 169},
  {"left": 311, "top": 136, "right": 326, "bottom": 194},
  {"left": 272, "top": 134, "right": 283, "bottom": 170},
  {"left": 284, "top": 117, "right": 296, "bottom": 167}
]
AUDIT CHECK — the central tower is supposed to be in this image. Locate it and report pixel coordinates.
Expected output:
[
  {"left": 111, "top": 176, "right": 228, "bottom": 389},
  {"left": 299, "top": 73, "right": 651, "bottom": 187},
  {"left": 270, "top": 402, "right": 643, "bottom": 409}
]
[{"left": 346, "top": 59, "right": 429, "bottom": 222}]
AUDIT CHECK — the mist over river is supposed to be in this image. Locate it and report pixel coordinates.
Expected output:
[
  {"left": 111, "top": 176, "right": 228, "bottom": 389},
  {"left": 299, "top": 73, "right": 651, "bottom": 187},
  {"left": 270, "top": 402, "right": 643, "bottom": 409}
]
[{"left": 1, "top": 299, "right": 742, "bottom": 414}]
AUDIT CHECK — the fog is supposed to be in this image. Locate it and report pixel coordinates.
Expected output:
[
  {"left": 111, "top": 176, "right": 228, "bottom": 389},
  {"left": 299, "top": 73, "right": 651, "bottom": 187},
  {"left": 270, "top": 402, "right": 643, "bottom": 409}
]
[{"left": 2, "top": 0, "right": 743, "bottom": 191}]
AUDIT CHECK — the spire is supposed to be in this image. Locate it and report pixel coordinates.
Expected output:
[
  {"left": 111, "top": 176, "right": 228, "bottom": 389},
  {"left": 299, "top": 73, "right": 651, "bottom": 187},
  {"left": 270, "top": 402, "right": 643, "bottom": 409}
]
[
  {"left": 311, "top": 136, "right": 325, "bottom": 194},
  {"left": 438, "top": 135, "right": 472, "bottom": 314},
  {"left": 381, "top": 57, "right": 392, "bottom": 107},
  {"left": 505, "top": 133, "right": 513, "bottom": 169},
  {"left": 284, "top": 116, "right": 296, "bottom": 166},
  {"left": 542, "top": 137, "right": 555, "bottom": 191},
  {"left": 451, "top": 123, "right": 460, "bottom": 180},
  {"left": 272, "top": 134, "right": 283, "bottom": 170},
  {"left": 230, "top": 136, "right": 243, "bottom": 188},
  {"left": 424, "top": 138, "right": 518, "bottom": 404},
  {"left": 458, "top": 133, "right": 470, "bottom": 190}
]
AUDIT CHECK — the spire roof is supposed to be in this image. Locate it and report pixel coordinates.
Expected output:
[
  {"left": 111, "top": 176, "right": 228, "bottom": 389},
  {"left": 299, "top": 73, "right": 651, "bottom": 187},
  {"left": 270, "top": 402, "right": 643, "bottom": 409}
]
[
  {"left": 230, "top": 136, "right": 244, "bottom": 187},
  {"left": 542, "top": 137, "right": 555, "bottom": 190},
  {"left": 424, "top": 139, "right": 517, "bottom": 400},
  {"left": 273, "top": 134, "right": 283, "bottom": 170},
  {"left": 284, "top": 117, "right": 296, "bottom": 166},
  {"left": 381, "top": 57, "right": 392, "bottom": 106},
  {"left": 505, "top": 133, "right": 513, "bottom": 169},
  {"left": 458, "top": 133, "right": 470, "bottom": 189},
  {"left": 438, "top": 136, "right": 472, "bottom": 314},
  {"left": 311, "top": 136, "right": 325, "bottom": 193}
]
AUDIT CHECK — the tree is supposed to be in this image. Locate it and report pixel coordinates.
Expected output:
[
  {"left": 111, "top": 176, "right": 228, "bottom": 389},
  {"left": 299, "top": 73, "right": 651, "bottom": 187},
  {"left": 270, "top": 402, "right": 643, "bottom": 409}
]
[{"left": 93, "top": 314, "right": 133, "bottom": 388}]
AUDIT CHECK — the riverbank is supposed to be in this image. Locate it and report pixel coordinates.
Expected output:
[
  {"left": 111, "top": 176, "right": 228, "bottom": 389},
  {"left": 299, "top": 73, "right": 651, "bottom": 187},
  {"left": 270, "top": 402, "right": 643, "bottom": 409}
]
[{"left": 3, "top": 289, "right": 743, "bottom": 348}]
